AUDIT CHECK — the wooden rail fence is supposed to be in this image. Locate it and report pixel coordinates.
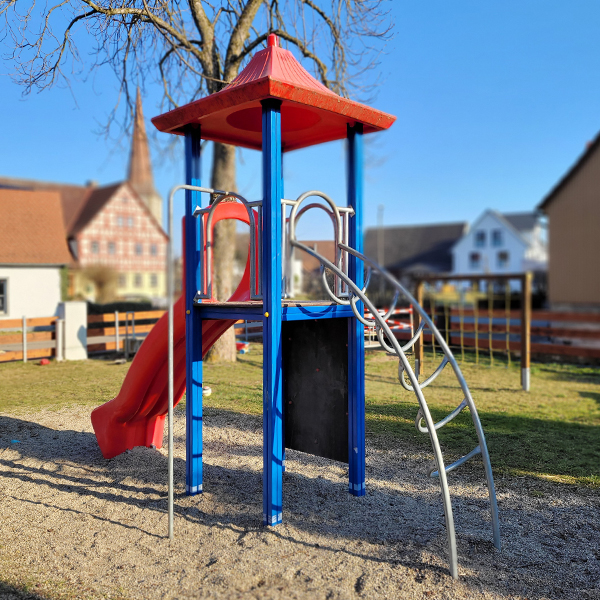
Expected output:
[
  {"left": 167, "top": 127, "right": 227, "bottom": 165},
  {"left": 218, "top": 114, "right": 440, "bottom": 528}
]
[{"left": 3, "top": 302, "right": 600, "bottom": 364}]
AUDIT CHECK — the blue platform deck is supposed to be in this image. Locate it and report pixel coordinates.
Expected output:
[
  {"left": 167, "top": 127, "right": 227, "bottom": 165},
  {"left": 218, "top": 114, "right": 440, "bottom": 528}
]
[{"left": 195, "top": 300, "right": 355, "bottom": 321}]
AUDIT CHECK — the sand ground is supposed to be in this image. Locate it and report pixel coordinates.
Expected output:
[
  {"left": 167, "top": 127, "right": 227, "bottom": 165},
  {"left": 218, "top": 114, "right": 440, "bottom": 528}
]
[{"left": 1, "top": 405, "right": 599, "bottom": 600}]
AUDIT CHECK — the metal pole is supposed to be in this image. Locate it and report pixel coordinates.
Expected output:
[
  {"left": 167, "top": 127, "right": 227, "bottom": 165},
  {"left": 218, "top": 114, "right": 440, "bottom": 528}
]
[
  {"left": 115, "top": 310, "right": 119, "bottom": 352},
  {"left": 414, "top": 281, "right": 424, "bottom": 378},
  {"left": 22, "top": 316, "right": 27, "bottom": 363},
  {"left": 347, "top": 122, "right": 366, "bottom": 498},
  {"left": 56, "top": 319, "right": 64, "bottom": 362},
  {"left": 521, "top": 272, "right": 532, "bottom": 391},
  {"left": 167, "top": 167, "right": 175, "bottom": 540},
  {"left": 184, "top": 126, "right": 204, "bottom": 498},
  {"left": 261, "top": 98, "right": 284, "bottom": 525}
]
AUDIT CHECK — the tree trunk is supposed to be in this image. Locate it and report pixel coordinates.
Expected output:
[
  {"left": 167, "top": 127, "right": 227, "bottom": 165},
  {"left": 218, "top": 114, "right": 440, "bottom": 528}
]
[{"left": 205, "top": 141, "right": 238, "bottom": 363}]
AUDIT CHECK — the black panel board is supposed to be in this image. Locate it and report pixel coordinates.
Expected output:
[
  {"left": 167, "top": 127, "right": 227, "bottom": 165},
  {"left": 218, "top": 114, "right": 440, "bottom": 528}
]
[{"left": 282, "top": 318, "right": 348, "bottom": 463}]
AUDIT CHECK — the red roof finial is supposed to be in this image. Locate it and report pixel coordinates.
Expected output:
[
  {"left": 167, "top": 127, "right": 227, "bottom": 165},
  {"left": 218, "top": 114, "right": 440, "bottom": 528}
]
[{"left": 267, "top": 33, "right": 279, "bottom": 47}]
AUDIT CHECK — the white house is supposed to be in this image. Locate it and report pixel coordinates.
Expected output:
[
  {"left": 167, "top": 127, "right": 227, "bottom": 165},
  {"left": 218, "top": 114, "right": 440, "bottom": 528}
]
[
  {"left": 451, "top": 210, "right": 547, "bottom": 276},
  {"left": 0, "top": 189, "right": 72, "bottom": 320}
]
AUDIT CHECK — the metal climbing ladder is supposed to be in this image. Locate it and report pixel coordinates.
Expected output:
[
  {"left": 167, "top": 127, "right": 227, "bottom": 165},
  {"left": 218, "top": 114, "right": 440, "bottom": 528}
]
[{"left": 286, "top": 191, "right": 501, "bottom": 580}]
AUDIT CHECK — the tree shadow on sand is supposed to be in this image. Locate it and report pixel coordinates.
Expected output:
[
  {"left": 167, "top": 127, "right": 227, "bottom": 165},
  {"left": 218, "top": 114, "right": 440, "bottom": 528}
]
[{"left": 1, "top": 412, "right": 599, "bottom": 599}]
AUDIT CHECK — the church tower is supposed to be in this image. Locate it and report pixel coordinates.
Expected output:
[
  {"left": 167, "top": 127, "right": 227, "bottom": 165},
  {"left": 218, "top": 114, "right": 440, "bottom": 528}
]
[{"left": 127, "top": 88, "right": 163, "bottom": 227}]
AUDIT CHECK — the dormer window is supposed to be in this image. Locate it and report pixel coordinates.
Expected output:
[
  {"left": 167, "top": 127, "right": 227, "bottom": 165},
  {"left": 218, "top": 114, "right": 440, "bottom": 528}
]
[
  {"left": 492, "top": 229, "right": 503, "bottom": 247},
  {"left": 475, "top": 230, "right": 486, "bottom": 248}
]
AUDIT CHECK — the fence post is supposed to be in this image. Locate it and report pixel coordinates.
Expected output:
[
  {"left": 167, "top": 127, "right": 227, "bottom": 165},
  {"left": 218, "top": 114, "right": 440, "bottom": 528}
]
[
  {"left": 22, "top": 316, "right": 27, "bottom": 363},
  {"left": 414, "top": 280, "right": 424, "bottom": 378},
  {"left": 56, "top": 319, "right": 64, "bottom": 362},
  {"left": 115, "top": 310, "right": 120, "bottom": 352},
  {"left": 125, "top": 312, "right": 130, "bottom": 361},
  {"left": 521, "top": 272, "right": 532, "bottom": 391},
  {"left": 57, "top": 302, "right": 87, "bottom": 360}
]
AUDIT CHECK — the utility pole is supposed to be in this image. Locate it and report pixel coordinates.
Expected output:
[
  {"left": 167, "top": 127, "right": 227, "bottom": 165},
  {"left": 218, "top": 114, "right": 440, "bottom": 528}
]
[{"left": 377, "top": 204, "right": 385, "bottom": 298}]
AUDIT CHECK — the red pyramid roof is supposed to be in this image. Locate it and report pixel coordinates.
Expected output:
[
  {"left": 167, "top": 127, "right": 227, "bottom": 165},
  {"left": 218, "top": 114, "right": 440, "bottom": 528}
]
[{"left": 152, "top": 34, "right": 395, "bottom": 152}]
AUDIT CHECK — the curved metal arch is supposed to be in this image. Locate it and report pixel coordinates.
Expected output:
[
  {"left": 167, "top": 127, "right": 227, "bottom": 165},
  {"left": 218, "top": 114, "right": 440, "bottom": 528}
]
[
  {"left": 338, "top": 242, "right": 501, "bottom": 554},
  {"left": 287, "top": 191, "right": 352, "bottom": 301},
  {"left": 195, "top": 189, "right": 261, "bottom": 299},
  {"left": 290, "top": 237, "right": 460, "bottom": 579}
]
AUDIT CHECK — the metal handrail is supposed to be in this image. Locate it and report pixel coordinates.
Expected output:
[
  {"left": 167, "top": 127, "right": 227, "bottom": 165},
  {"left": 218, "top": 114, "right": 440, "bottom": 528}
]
[{"left": 193, "top": 189, "right": 262, "bottom": 300}]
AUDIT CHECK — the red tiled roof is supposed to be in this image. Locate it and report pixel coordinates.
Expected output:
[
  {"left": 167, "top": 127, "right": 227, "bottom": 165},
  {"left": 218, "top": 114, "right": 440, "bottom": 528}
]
[
  {"left": 0, "top": 177, "right": 165, "bottom": 240},
  {"left": 0, "top": 176, "right": 91, "bottom": 232},
  {"left": 0, "top": 189, "right": 72, "bottom": 265},
  {"left": 152, "top": 34, "right": 396, "bottom": 152}
]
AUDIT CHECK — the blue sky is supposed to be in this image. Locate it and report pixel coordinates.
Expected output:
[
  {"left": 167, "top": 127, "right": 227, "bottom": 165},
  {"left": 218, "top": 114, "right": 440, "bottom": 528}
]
[{"left": 1, "top": 1, "right": 600, "bottom": 249}]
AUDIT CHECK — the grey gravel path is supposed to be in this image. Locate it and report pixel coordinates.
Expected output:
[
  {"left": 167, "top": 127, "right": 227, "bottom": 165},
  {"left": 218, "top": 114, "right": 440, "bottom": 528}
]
[{"left": 0, "top": 406, "right": 599, "bottom": 600}]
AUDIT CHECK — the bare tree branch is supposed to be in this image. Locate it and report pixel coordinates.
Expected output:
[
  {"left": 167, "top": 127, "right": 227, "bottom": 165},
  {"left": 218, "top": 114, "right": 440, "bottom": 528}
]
[{"left": 0, "top": 0, "right": 393, "bottom": 361}]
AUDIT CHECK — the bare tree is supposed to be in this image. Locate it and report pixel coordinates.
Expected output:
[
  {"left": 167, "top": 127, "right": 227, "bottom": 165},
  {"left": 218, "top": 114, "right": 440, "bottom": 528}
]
[
  {"left": 1, "top": 0, "right": 392, "bottom": 361},
  {"left": 81, "top": 264, "right": 119, "bottom": 303}
]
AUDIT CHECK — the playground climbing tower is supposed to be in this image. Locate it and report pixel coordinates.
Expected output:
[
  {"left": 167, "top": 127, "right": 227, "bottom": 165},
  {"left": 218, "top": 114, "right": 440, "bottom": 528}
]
[
  {"left": 153, "top": 34, "right": 500, "bottom": 579},
  {"left": 153, "top": 33, "right": 395, "bottom": 524}
]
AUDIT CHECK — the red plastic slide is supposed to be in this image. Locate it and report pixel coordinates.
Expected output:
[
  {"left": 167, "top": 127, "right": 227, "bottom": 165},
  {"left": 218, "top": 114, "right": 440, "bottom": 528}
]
[{"left": 91, "top": 203, "right": 256, "bottom": 459}]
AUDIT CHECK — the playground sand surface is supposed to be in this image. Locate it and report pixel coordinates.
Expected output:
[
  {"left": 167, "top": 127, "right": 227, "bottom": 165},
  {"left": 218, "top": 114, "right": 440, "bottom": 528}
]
[{"left": 1, "top": 405, "right": 599, "bottom": 600}]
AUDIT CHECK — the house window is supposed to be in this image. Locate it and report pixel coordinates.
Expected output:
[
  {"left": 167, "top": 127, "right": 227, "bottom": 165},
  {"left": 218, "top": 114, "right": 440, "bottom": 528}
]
[
  {"left": 469, "top": 252, "right": 481, "bottom": 269},
  {"left": 134, "top": 273, "right": 142, "bottom": 288},
  {"left": 497, "top": 251, "right": 509, "bottom": 268},
  {"left": 91, "top": 241, "right": 99, "bottom": 254},
  {"left": 492, "top": 229, "right": 503, "bottom": 247},
  {"left": 108, "top": 242, "right": 116, "bottom": 255},
  {"left": 150, "top": 273, "right": 158, "bottom": 288},
  {"left": 117, "top": 215, "right": 123, "bottom": 227},
  {"left": 474, "top": 230, "right": 486, "bottom": 248},
  {"left": 0, "top": 279, "right": 7, "bottom": 315},
  {"left": 118, "top": 274, "right": 126, "bottom": 288},
  {"left": 150, "top": 244, "right": 157, "bottom": 256},
  {"left": 135, "top": 243, "right": 143, "bottom": 256},
  {"left": 128, "top": 216, "right": 134, "bottom": 228}
]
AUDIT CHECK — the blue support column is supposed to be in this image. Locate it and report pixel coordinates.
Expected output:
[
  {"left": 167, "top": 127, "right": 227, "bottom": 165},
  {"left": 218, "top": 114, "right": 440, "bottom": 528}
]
[
  {"left": 184, "top": 125, "right": 203, "bottom": 495},
  {"left": 261, "top": 99, "right": 284, "bottom": 525},
  {"left": 347, "top": 123, "right": 366, "bottom": 496}
]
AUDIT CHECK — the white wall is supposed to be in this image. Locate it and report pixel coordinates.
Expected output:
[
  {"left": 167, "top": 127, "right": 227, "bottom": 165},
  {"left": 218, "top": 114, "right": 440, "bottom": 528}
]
[
  {"left": 0, "top": 266, "right": 63, "bottom": 320},
  {"left": 451, "top": 212, "right": 528, "bottom": 275}
]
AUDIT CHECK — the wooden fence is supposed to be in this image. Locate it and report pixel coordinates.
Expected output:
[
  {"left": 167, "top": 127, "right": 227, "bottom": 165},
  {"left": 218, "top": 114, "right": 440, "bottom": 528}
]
[
  {"left": 0, "top": 316, "right": 60, "bottom": 363},
  {"left": 3, "top": 302, "right": 600, "bottom": 364},
  {"left": 86, "top": 310, "right": 264, "bottom": 354}
]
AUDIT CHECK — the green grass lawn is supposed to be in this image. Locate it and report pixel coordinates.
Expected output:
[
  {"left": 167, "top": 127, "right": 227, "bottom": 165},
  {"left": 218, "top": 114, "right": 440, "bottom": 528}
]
[{"left": 1, "top": 345, "right": 599, "bottom": 487}]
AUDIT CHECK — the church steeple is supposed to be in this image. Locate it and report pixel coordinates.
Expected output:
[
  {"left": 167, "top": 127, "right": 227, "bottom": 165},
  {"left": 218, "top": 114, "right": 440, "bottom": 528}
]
[{"left": 128, "top": 88, "right": 163, "bottom": 226}]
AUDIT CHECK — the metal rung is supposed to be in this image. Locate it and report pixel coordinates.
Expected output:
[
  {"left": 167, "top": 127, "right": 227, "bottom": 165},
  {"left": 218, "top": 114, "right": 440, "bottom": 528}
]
[
  {"left": 398, "top": 356, "right": 449, "bottom": 392},
  {"left": 429, "top": 445, "right": 481, "bottom": 478},
  {"left": 415, "top": 399, "right": 468, "bottom": 433}
]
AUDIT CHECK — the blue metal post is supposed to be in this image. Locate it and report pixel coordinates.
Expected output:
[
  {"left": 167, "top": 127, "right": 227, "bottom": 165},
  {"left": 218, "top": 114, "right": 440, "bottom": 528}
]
[
  {"left": 347, "top": 123, "right": 366, "bottom": 496},
  {"left": 261, "top": 99, "right": 284, "bottom": 525},
  {"left": 184, "top": 125, "right": 203, "bottom": 495}
]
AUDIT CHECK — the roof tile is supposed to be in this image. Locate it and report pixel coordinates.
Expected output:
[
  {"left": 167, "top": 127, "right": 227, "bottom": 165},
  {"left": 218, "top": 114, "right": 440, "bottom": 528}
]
[{"left": 0, "top": 189, "right": 72, "bottom": 265}]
